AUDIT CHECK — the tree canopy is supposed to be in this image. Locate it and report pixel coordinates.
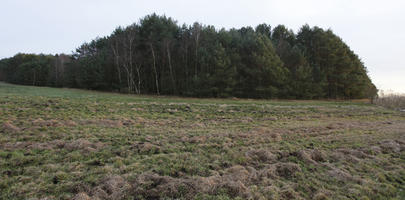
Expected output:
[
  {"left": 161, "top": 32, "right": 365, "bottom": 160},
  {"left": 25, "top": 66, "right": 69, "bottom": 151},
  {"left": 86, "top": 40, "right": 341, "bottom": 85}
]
[{"left": 0, "top": 14, "right": 377, "bottom": 99}]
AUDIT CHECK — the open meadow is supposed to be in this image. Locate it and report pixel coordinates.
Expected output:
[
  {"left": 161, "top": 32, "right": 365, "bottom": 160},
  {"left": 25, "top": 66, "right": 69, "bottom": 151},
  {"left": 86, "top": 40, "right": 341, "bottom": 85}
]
[{"left": 1, "top": 82, "right": 404, "bottom": 200}]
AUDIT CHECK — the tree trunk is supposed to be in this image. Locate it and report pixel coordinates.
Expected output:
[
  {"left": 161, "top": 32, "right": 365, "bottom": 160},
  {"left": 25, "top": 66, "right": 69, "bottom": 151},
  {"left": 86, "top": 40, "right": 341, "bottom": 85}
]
[
  {"left": 194, "top": 31, "right": 200, "bottom": 79},
  {"left": 135, "top": 64, "right": 141, "bottom": 94},
  {"left": 123, "top": 64, "right": 131, "bottom": 93},
  {"left": 33, "top": 69, "right": 36, "bottom": 86},
  {"left": 111, "top": 42, "right": 122, "bottom": 90},
  {"left": 55, "top": 57, "right": 58, "bottom": 86},
  {"left": 127, "top": 37, "right": 136, "bottom": 94},
  {"left": 150, "top": 43, "right": 160, "bottom": 95},
  {"left": 167, "top": 43, "right": 176, "bottom": 94}
]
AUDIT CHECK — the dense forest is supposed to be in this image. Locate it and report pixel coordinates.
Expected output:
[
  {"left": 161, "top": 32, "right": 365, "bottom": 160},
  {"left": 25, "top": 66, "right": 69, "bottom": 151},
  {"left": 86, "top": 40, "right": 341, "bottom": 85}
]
[{"left": 0, "top": 14, "right": 377, "bottom": 99}]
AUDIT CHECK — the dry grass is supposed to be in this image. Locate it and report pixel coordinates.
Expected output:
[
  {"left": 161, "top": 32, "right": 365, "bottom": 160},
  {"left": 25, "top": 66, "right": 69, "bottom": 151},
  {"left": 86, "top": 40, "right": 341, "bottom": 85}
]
[{"left": 374, "top": 94, "right": 405, "bottom": 111}]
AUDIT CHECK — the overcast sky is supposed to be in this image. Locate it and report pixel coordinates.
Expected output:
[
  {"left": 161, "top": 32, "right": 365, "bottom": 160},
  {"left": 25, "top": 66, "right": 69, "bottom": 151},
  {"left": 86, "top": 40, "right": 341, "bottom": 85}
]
[{"left": 1, "top": 0, "right": 404, "bottom": 93}]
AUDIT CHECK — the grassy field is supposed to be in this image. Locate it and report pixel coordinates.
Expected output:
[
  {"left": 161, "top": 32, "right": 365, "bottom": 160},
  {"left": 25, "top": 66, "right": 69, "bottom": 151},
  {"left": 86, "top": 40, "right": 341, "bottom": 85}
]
[{"left": 1, "top": 82, "right": 404, "bottom": 200}]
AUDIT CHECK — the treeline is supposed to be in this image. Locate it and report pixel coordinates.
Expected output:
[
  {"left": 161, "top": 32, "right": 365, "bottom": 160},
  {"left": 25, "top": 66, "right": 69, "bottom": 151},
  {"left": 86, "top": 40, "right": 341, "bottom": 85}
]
[
  {"left": 0, "top": 14, "right": 377, "bottom": 99},
  {"left": 0, "top": 54, "right": 70, "bottom": 87}
]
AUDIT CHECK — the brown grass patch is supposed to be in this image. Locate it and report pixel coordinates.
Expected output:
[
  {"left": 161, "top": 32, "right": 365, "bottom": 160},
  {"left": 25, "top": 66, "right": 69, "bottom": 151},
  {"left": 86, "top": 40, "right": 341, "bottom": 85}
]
[
  {"left": 128, "top": 165, "right": 260, "bottom": 199},
  {"left": 257, "top": 165, "right": 278, "bottom": 182},
  {"left": 296, "top": 150, "right": 317, "bottom": 165},
  {"left": 245, "top": 149, "right": 277, "bottom": 164},
  {"left": 32, "top": 119, "right": 62, "bottom": 127},
  {"left": 79, "top": 119, "right": 126, "bottom": 127},
  {"left": 236, "top": 127, "right": 282, "bottom": 143},
  {"left": 327, "top": 167, "right": 361, "bottom": 183},
  {"left": 131, "top": 172, "right": 196, "bottom": 199},
  {"left": 29, "top": 140, "right": 64, "bottom": 150},
  {"left": 280, "top": 187, "right": 303, "bottom": 200},
  {"left": 368, "top": 146, "right": 382, "bottom": 155},
  {"left": 0, "top": 140, "right": 61, "bottom": 150},
  {"left": 92, "top": 176, "right": 130, "bottom": 200},
  {"left": 73, "top": 192, "right": 91, "bottom": 200},
  {"left": 133, "top": 142, "right": 161, "bottom": 154},
  {"left": 275, "top": 162, "right": 301, "bottom": 178},
  {"left": 379, "top": 139, "right": 402, "bottom": 153},
  {"left": 64, "top": 139, "right": 105, "bottom": 152},
  {"left": 199, "top": 165, "right": 253, "bottom": 198},
  {"left": 181, "top": 135, "right": 207, "bottom": 144},
  {"left": 337, "top": 149, "right": 371, "bottom": 159},
  {"left": 295, "top": 149, "right": 327, "bottom": 164},
  {"left": 63, "top": 120, "right": 78, "bottom": 126},
  {"left": 313, "top": 192, "right": 331, "bottom": 200},
  {"left": 2, "top": 121, "right": 20, "bottom": 132},
  {"left": 311, "top": 149, "right": 327, "bottom": 162}
]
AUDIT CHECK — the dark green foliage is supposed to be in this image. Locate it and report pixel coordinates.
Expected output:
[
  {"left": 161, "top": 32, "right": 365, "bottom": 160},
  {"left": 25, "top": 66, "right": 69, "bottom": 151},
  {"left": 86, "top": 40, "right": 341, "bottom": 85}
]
[
  {"left": 0, "top": 53, "right": 71, "bottom": 88},
  {"left": 0, "top": 14, "right": 377, "bottom": 99},
  {"left": 0, "top": 54, "right": 52, "bottom": 86},
  {"left": 296, "top": 25, "right": 376, "bottom": 99}
]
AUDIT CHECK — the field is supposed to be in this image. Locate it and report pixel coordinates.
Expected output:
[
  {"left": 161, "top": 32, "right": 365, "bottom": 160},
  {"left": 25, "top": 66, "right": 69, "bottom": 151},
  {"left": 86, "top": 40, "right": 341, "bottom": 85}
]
[{"left": 1, "top": 82, "right": 404, "bottom": 200}]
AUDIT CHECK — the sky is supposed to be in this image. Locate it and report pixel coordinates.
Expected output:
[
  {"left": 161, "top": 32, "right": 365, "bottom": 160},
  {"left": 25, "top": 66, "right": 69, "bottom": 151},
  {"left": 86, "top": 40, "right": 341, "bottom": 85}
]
[{"left": 1, "top": 0, "right": 404, "bottom": 93}]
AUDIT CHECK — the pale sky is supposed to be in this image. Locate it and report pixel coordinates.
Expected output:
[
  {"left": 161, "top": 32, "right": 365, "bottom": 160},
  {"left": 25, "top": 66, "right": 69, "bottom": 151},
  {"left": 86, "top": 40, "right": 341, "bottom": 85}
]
[{"left": 1, "top": 0, "right": 404, "bottom": 93}]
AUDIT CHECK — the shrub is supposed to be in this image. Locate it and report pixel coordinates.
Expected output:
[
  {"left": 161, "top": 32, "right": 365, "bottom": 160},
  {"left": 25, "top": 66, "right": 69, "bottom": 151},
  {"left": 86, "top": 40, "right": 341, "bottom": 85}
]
[{"left": 373, "top": 93, "right": 405, "bottom": 110}]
